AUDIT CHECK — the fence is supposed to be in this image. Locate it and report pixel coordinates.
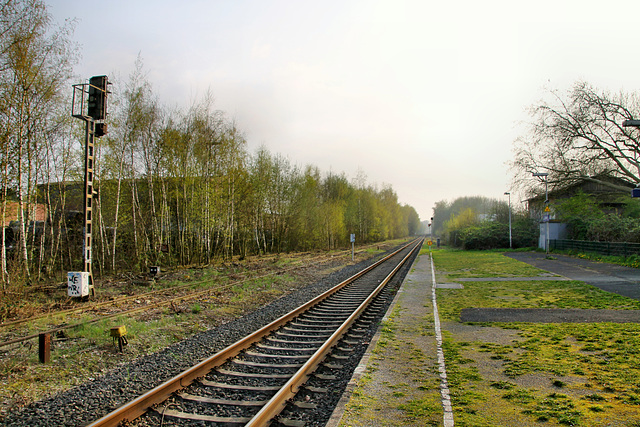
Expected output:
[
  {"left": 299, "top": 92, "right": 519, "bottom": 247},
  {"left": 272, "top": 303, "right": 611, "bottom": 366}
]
[{"left": 550, "top": 239, "right": 640, "bottom": 257}]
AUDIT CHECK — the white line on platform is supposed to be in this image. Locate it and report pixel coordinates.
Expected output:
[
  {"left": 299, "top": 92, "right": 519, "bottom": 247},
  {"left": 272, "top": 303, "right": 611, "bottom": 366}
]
[{"left": 430, "top": 253, "right": 454, "bottom": 427}]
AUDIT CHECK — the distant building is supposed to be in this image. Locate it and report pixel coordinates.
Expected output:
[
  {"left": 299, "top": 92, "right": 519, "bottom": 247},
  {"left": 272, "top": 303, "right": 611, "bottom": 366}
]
[
  {"left": 526, "top": 174, "right": 635, "bottom": 250},
  {"left": 527, "top": 174, "right": 635, "bottom": 218},
  {"left": 2, "top": 202, "right": 47, "bottom": 227}
]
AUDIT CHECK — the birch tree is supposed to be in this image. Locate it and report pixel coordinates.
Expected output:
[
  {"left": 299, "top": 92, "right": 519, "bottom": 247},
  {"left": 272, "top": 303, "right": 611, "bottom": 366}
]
[{"left": 0, "top": 0, "right": 76, "bottom": 286}]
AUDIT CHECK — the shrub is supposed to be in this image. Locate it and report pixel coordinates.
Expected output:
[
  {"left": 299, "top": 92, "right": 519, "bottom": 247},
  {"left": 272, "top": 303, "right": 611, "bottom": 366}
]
[{"left": 455, "top": 217, "right": 537, "bottom": 250}]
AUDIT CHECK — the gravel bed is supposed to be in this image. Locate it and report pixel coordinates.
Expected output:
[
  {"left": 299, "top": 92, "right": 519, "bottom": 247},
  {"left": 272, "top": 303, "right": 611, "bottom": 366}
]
[{"left": 1, "top": 248, "right": 400, "bottom": 427}]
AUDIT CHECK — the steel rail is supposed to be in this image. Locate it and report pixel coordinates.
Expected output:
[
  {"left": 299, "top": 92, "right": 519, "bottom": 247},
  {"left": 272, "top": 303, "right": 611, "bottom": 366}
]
[
  {"left": 86, "top": 239, "right": 419, "bottom": 427},
  {"left": 246, "top": 238, "right": 423, "bottom": 426}
]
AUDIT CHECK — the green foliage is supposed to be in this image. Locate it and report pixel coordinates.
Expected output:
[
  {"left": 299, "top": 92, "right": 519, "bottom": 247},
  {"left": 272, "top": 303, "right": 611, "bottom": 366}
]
[
  {"left": 0, "top": 2, "right": 423, "bottom": 287},
  {"left": 555, "top": 192, "right": 605, "bottom": 240},
  {"left": 435, "top": 196, "right": 537, "bottom": 249},
  {"left": 512, "top": 216, "right": 539, "bottom": 248},
  {"left": 554, "top": 192, "right": 640, "bottom": 243},
  {"left": 433, "top": 196, "right": 499, "bottom": 237},
  {"left": 459, "top": 222, "right": 509, "bottom": 250}
]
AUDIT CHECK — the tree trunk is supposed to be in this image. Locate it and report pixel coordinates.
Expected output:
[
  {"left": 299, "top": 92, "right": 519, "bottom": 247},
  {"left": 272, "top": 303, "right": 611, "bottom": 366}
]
[{"left": 111, "top": 147, "right": 127, "bottom": 272}]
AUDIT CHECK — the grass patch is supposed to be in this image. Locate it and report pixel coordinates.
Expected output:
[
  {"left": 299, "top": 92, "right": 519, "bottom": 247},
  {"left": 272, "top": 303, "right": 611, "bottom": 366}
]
[
  {"left": 491, "top": 380, "right": 516, "bottom": 390},
  {"left": 442, "top": 336, "right": 484, "bottom": 411},
  {"left": 436, "top": 280, "right": 640, "bottom": 322},
  {"left": 397, "top": 397, "right": 441, "bottom": 424},
  {"left": 524, "top": 392, "right": 582, "bottom": 425},
  {"left": 432, "top": 249, "right": 546, "bottom": 278},
  {"left": 432, "top": 249, "right": 640, "bottom": 425}
]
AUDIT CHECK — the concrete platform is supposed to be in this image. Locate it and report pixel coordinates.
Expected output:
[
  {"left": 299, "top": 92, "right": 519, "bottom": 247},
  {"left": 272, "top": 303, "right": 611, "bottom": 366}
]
[{"left": 328, "top": 252, "right": 444, "bottom": 427}]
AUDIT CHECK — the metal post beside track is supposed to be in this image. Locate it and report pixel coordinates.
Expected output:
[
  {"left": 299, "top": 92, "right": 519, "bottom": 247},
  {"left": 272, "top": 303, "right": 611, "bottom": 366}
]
[{"left": 69, "top": 76, "right": 110, "bottom": 298}]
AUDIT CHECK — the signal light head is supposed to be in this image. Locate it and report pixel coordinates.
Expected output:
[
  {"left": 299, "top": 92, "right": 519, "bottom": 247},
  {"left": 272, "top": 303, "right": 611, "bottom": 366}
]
[{"left": 88, "top": 75, "right": 108, "bottom": 120}]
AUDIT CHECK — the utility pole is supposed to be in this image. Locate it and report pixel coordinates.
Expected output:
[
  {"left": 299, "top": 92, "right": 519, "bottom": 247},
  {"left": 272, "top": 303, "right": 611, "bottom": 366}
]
[
  {"left": 68, "top": 76, "right": 110, "bottom": 298},
  {"left": 533, "top": 172, "right": 549, "bottom": 255}
]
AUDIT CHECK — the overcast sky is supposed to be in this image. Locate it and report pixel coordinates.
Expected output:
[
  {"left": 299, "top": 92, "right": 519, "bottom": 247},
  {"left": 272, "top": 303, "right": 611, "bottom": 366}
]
[{"left": 48, "top": 0, "right": 640, "bottom": 221}]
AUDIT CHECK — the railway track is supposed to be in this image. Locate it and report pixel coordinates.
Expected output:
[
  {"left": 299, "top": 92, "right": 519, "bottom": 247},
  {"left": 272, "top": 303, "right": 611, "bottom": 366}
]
[{"left": 87, "top": 238, "right": 423, "bottom": 427}]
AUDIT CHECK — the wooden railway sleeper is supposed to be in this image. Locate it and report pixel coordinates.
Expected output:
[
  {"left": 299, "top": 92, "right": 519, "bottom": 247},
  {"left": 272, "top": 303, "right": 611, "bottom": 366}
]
[
  {"left": 292, "top": 318, "right": 344, "bottom": 324},
  {"left": 256, "top": 343, "right": 317, "bottom": 352},
  {"left": 320, "top": 301, "right": 363, "bottom": 307},
  {"left": 301, "top": 313, "right": 349, "bottom": 320},
  {"left": 267, "top": 340, "right": 327, "bottom": 347},
  {"left": 322, "top": 362, "right": 343, "bottom": 369},
  {"left": 232, "top": 359, "right": 303, "bottom": 369},
  {"left": 329, "top": 354, "right": 350, "bottom": 360},
  {"left": 177, "top": 392, "right": 268, "bottom": 406},
  {"left": 155, "top": 407, "right": 251, "bottom": 425},
  {"left": 314, "top": 373, "right": 337, "bottom": 380},
  {"left": 245, "top": 350, "right": 308, "bottom": 359},
  {"left": 293, "top": 321, "right": 344, "bottom": 327},
  {"left": 346, "top": 333, "right": 365, "bottom": 339},
  {"left": 283, "top": 326, "right": 335, "bottom": 333},
  {"left": 199, "top": 379, "right": 281, "bottom": 391},
  {"left": 275, "top": 331, "right": 333, "bottom": 338},
  {"left": 278, "top": 418, "right": 306, "bottom": 427},
  {"left": 216, "top": 368, "right": 291, "bottom": 379}
]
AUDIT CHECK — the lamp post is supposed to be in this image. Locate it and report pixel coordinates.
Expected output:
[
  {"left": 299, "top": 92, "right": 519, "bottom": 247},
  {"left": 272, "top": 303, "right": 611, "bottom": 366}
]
[
  {"left": 504, "top": 192, "right": 512, "bottom": 249},
  {"left": 431, "top": 217, "right": 434, "bottom": 245},
  {"left": 533, "top": 172, "right": 549, "bottom": 255}
]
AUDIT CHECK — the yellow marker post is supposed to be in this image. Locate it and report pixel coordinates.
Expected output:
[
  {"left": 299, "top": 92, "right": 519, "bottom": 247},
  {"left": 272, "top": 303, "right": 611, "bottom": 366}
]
[{"left": 110, "top": 325, "right": 128, "bottom": 352}]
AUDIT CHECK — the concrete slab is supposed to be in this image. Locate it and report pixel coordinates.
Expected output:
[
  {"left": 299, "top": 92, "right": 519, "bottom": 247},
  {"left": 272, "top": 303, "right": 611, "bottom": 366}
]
[
  {"left": 461, "top": 307, "right": 640, "bottom": 323},
  {"left": 506, "top": 252, "right": 640, "bottom": 300},
  {"left": 456, "top": 276, "right": 568, "bottom": 282},
  {"left": 437, "top": 283, "right": 464, "bottom": 289}
]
